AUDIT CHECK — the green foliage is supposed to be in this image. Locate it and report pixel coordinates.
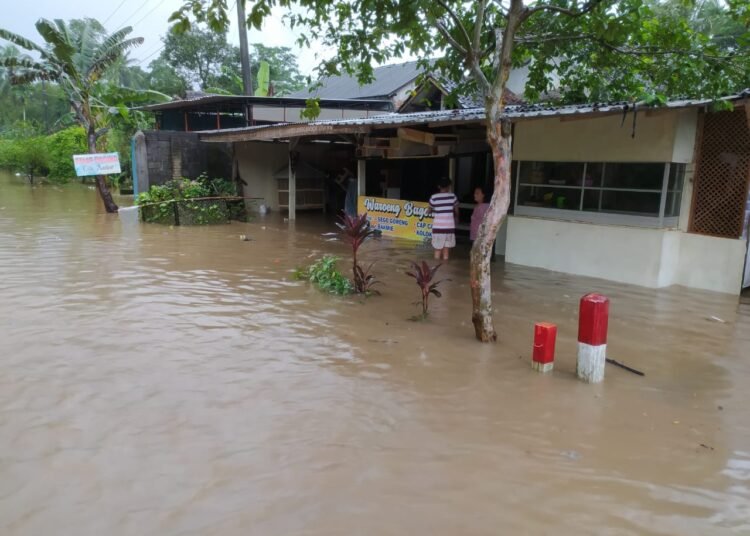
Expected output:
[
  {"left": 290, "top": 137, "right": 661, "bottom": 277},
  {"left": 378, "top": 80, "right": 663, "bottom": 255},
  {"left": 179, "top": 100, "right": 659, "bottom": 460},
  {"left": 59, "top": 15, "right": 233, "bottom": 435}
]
[
  {"left": 161, "top": 24, "right": 231, "bottom": 89},
  {"left": 171, "top": 0, "right": 750, "bottom": 106},
  {"left": 136, "top": 177, "right": 240, "bottom": 225},
  {"left": 296, "top": 255, "right": 354, "bottom": 295},
  {"left": 0, "top": 135, "right": 48, "bottom": 181},
  {"left": 46, "top": 126, "right": 87, "bottom": 179},
  {"left": 406, "top": 261, "right": 446, "bottom": 319}
]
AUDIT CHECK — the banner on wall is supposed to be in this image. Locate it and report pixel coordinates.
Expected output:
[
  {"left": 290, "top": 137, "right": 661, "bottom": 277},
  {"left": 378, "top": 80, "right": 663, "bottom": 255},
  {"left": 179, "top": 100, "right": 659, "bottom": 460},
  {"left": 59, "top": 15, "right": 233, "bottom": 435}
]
[
  {"left": 357, "top": 196, "right": 433, "bottom": 242},
  {"left": 73, "top": 153, "right": 121, "bottom": 176}
]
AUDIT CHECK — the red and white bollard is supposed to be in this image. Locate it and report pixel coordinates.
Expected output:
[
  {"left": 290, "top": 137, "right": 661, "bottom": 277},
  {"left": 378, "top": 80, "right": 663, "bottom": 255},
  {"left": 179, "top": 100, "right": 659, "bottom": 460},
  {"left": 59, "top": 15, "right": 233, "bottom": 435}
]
[
  {"left": 577, "top": 293, "right": 609, "bottom": 383},
  {"left": 532, "top": 322, "right": 557, "bottom": 373}
]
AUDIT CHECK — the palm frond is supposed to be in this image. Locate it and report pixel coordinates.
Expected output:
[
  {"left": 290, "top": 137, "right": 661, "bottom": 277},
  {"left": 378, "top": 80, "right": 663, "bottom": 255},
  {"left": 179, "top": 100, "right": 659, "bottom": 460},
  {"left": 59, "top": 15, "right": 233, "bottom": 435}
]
[
  {"left": 35, "top": 19, "right": 76, "bottom": 65},
  {"left": 0, "top": 29, "right": 45, "bottom": 54},
  {"left": 0, "top": 57, "right": 48, "bottom": 71},
  {"left": 87, "top": 37, "right": 144, "bottom": 81}
]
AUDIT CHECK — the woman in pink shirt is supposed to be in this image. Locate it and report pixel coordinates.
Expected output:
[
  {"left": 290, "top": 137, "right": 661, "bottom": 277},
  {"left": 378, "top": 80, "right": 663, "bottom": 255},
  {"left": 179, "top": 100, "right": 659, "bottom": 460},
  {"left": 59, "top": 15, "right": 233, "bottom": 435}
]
[{"left": 470, "top": 186, "right": 490, "bottom": 242}]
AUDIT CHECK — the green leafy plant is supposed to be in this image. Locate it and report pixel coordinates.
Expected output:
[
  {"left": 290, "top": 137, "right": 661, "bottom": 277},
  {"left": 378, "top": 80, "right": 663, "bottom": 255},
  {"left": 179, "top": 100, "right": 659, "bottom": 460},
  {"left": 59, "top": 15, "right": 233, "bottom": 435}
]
[
  {"left": 336, "top": 211, "right": 379, "bottom": 294},
  {"left": 406, "top": 261, "right": 447, "bottom": 320},
  {"left": 296, "top": 255, "right": 353, "bottom": 295}
]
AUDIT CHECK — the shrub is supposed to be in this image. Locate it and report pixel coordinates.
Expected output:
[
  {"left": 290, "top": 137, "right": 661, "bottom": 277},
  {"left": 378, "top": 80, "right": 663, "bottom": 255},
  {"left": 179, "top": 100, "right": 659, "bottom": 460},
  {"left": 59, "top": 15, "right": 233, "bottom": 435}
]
[
  {"left": 295, "top": 255, "right": 353, "bottom": 295},
  {"left": 406, "top": 261, "right": 447, "bottom": 319},
  {"left": 336, "top": 211, "right": 379, "bottom": 294},
  {"left": 136, "top": 178, "right": 241, "bottom": 225},
  {"left": 46, "top": 126, "right": 87, "bottom": 181}
]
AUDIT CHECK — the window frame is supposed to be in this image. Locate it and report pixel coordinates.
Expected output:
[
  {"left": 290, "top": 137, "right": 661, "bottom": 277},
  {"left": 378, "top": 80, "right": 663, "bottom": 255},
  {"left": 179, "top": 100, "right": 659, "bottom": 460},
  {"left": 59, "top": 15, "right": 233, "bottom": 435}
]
[{"left": 513, "top": 161, "right": 683, "bottom": 228}]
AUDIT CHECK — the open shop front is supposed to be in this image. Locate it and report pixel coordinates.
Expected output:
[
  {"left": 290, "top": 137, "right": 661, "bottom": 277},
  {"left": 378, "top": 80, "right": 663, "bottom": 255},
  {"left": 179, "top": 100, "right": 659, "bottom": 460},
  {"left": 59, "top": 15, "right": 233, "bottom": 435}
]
[{"left": 358, "top": 150, "right": 508, "bottom": 254}]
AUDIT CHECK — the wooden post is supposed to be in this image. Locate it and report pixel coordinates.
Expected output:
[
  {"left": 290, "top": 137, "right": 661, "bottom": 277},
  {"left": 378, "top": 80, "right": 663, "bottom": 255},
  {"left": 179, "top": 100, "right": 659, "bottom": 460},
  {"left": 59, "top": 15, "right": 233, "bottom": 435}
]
[
  {"left": 183, "top": 112, "right": 189, "bottom": 132},
  {"left": 448, "top": 156, "right": 456, "bottom": 186},
  {"left": 577, "top": 293, "right": 610, "bottom": 383},
  {"left": 357, "top": 159, "right": 366, "bottom": 201},
  {"left": 288, "top": 138, "right": 299, "bottom": 221}
]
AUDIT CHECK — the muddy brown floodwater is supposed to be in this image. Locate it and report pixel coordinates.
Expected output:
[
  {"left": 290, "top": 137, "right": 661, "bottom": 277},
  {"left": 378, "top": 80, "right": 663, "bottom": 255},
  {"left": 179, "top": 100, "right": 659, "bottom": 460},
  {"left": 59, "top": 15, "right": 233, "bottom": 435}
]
[{"left": 1, "top": 171, "right": 749, "bottom": 535}]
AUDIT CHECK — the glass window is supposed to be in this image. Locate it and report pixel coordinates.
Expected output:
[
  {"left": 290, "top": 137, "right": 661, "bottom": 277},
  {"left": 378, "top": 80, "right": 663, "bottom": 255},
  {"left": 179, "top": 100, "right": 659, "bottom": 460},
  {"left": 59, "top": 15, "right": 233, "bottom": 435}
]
[
  {"left": 518, "top": 185, "right": 581, "bottom": 211},
  {"left": 600, "top": 191, "right": 661, "bottom": 216},
  {"left": 519, "top": 162, "right": 585, "bottom": 187},
  {"left": 603, "top": 163, "right": 664, "bottom": 190},
  {"left": 515, "top": 161, "right": 684, "bottom": 225}
]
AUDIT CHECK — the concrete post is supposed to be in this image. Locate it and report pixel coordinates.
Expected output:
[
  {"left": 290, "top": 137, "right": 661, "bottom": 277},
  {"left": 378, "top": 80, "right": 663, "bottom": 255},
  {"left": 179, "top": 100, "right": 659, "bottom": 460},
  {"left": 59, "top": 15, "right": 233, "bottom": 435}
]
[
  {"left": 133, "top": 131, "right": 150, "bottom": 196},
  {"left": 448, "top": 156, "right": 456, "bottom": 186},
  {"left": 577, "top": 293, "right": 609, "bottom": 383},
  {"left": 532, "top": 322, "right": 556, "bottom": 373}
]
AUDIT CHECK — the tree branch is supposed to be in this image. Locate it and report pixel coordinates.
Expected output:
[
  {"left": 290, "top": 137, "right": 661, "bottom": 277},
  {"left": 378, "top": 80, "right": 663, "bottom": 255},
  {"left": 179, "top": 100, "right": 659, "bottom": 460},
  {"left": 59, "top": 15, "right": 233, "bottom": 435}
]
[
  {"left": 473, "top": 0, "right": 488, "bottom": 54},
  {"left": 522, "top": 0, "right": 604, "bottom": 21},
  {"left": 435, "top": 0, "right": 473, "bottom": 49},
  {"left": 434, "top": 21, "right": 468, "bottom": 56}
]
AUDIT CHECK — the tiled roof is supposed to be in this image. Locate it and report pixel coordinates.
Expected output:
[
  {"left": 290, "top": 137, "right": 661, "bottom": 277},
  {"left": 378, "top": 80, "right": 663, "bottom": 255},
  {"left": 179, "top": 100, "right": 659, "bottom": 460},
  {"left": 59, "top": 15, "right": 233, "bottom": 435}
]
[{"left": 287, "top": 60, "right": 426, "bottom": 100}]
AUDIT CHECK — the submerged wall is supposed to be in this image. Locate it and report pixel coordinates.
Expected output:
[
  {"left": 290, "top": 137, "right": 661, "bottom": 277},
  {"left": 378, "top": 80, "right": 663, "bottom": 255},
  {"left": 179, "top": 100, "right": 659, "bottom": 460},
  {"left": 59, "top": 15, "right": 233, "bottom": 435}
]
[{"left": 505, "top": 216, "right": 747, "bottom": 294}]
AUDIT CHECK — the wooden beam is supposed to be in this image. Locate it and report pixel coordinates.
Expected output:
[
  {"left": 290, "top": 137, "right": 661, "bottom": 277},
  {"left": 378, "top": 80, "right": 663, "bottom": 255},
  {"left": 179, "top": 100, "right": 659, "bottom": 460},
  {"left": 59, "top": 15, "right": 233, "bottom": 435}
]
[
  {"left": 397, "top": 127, "right": 435, "bottom": 146},
  {"left": 201, "top": 123, "right": 372, "bottom": 143}
]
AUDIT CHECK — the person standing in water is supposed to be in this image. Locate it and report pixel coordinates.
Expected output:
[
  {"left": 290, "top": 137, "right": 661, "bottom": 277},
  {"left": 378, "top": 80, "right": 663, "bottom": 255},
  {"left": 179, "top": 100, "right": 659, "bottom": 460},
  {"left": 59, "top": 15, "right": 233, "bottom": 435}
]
[
  {"left": 470, "top": 185, "right": 496, "bottom": 258},
  {"left": 429, "top": 177, "right": 458, "bottom": 260},
  {"left": 470, "top": 186, "right": 490, "bottom": 242}
]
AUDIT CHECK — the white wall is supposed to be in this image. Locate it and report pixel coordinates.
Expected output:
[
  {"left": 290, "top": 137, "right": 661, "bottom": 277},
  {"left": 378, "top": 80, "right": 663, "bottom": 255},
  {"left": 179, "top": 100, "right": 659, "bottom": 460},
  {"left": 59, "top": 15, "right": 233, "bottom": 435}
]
[
  {"left": 506, "top": 216, "right": 747, "bottom": 294},
  {"left": 514, "top": 110, "right": 694, "bottom": 163},
  {"left": 235, "top": 141, "right": 288, "bottom": 211},
  {"left": 673, "top": 233, "right": 746, "bottom": 293}
]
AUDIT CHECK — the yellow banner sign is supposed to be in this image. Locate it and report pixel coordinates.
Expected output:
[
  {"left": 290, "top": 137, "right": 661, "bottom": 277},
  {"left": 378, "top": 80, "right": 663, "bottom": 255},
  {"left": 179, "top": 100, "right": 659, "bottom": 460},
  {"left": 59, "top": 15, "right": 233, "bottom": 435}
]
[{"left": 357, "top": 196, "right": 433, "bottom": 242}]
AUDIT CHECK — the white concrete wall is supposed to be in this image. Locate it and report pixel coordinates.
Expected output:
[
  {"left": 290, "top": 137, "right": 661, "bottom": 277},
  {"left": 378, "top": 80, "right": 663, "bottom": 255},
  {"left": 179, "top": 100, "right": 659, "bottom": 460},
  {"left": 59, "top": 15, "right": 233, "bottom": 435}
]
[
  {"left": 506, "top": 217, "right": 666, "bottom": 287},
  {"left": 673, "top": 233, "right": 746, "bottom": 293},
  {"left": 235, "top": 141, "right": 288, "bottom": 211},
  {"left": 506, "top": 216, "right": 747, "bottom": 294},
  {"left": 514, "top": 110, "right": 693, "bottom": 163}
]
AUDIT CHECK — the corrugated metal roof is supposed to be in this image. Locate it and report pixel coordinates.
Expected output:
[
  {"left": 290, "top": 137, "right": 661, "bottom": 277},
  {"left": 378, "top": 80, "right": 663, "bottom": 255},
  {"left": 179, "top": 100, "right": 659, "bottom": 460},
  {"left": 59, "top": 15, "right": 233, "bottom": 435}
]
[
  {"left": 199, "top": 90, "right": 750, "bottom": 142},
  {"left": 136, "top": 94, "right": 392, "bottom": 112},
  {"left": 287, "top": 60, "right": 425, "bottom": 100}
]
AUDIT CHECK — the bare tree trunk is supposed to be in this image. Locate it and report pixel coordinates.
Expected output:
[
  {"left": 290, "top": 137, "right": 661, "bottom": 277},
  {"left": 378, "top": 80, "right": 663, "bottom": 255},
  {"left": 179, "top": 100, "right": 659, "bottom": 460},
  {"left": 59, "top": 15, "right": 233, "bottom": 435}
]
[
  {"left": 467, "top": 0, "right": 523, "bottom": 342},
  {"left": 87, "top": 129, "right": 118, "bottom": 213},
  {"left": 470, "top": 118, "right": 512, "bottom": 342}
]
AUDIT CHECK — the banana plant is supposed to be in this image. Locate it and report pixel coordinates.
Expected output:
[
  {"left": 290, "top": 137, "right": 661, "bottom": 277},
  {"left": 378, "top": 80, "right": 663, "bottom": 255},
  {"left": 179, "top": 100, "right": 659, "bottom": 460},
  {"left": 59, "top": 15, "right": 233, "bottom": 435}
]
[{"left": 0, "top": 19, "right": 145, "bottom": 212}]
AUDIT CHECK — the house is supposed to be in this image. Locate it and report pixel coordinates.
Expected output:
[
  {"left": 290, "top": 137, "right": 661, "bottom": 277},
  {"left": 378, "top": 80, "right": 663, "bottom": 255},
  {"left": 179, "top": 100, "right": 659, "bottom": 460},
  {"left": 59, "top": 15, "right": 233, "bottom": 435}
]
[{"left": 196, "top": 92, "right": 750, "bottom": 296}]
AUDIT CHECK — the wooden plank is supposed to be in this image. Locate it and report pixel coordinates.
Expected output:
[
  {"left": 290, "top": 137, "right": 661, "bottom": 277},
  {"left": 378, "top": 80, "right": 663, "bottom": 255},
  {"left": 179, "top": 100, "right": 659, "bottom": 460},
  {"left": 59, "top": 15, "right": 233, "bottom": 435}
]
[{"left": 397, "top": 127, "right": 436, "bottom": 146}]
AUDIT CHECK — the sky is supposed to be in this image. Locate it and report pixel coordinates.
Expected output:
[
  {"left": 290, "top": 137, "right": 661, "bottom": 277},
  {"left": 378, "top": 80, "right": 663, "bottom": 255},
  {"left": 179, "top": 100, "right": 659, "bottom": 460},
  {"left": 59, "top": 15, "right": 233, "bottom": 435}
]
[{"left": 0, "top": 0, "right": 326, "bottom": 75}]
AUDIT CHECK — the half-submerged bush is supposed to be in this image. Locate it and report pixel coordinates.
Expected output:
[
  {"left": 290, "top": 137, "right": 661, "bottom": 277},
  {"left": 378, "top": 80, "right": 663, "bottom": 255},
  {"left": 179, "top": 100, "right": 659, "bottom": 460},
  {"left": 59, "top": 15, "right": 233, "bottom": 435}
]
[
  {"left": 136, "top": 177, "right": 242, "bottom": 225},
  {"left": 406, "top": 261, "right": 447, "bottom": 320},
  {"left": 295, "top": 255, "right": 353, "bottom": 295},
  {"left": 336, "top": 212, "right": 379, "bottom": 294}
]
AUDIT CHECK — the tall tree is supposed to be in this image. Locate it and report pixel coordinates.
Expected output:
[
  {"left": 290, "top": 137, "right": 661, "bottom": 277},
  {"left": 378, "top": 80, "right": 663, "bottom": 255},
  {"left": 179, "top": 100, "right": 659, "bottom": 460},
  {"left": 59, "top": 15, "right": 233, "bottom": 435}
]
[
  {"left": 160, "top": 25, "right": 231, "bottom": 90},
  {"left": 250, "top": 44, "right": 305, "bottom": 95},
  {"left": 146, "top": 57, "right": 189, "bottom": 98},
  {"left": 0, "top": 19, "right": 144, "bottom": 212},
  {"left": 171, "top": 0, "right": 750, "bottom": 342}
]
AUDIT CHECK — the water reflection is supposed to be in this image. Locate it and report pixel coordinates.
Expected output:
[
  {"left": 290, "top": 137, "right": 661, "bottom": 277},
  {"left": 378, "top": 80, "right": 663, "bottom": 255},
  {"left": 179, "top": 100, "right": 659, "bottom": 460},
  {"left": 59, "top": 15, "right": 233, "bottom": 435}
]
[{"left": 0, "top": 171, "right": 748, "bottom": 535}]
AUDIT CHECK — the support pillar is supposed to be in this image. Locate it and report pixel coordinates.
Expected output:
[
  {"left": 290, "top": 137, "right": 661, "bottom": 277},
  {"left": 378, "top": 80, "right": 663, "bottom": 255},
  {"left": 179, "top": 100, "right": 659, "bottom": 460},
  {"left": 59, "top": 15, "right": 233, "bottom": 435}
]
[
  {"left": 288, "top": 149, "right": 297, "bottom": 221},
  {"left": 448, "top": 156, "right": 456, "bottom": 186},
  {"left": 133, "top": 131, "right": 149, "bottom": 197},
  {"left": 577, "top": 293, "right": 609, "bottom": 383}
]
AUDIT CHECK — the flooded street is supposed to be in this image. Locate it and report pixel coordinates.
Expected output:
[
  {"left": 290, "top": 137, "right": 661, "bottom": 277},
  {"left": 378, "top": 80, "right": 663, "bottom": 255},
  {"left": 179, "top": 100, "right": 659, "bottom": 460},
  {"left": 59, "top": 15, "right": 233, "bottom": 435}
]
[{"left": 1, "top": 170, "right": 749, "bottom": 535}]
